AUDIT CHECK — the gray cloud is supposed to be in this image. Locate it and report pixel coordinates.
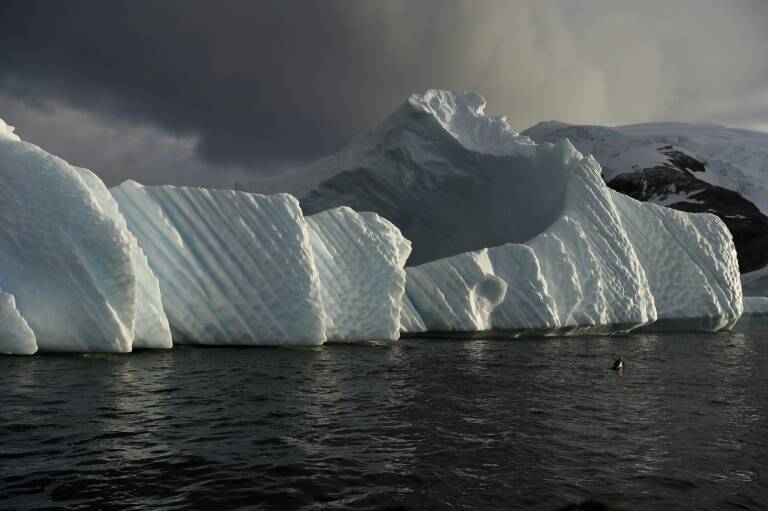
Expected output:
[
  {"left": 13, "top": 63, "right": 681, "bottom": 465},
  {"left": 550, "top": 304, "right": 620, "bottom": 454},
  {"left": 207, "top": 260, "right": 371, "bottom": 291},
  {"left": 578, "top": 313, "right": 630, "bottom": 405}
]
[{"left": 0, "top": 0, "right": 766, "bottom": 187}]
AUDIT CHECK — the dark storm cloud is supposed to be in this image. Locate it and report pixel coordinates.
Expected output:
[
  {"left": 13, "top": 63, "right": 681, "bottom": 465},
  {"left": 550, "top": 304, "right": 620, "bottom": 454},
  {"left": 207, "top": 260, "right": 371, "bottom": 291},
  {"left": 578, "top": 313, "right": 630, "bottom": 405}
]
[
  {"left": 0, "top": 0, "right": 767, "bottom": 186},
  {"left": 0, "top": 1, "right": 385, "bottom": 166}
]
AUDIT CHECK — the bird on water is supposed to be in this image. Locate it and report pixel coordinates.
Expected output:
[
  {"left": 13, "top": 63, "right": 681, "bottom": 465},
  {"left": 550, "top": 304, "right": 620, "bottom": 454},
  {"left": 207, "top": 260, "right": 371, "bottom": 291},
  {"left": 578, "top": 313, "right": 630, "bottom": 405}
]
[{"left": 612, "top": 357, "right": 625, "bottom": 371}]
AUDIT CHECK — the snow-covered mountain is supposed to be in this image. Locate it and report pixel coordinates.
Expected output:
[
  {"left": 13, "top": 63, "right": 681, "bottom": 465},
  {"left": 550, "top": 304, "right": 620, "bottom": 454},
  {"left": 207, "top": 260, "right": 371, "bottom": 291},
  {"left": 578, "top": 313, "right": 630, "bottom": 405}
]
[{"left": 522, "top": 121, "right": 768, "bottom": 275}]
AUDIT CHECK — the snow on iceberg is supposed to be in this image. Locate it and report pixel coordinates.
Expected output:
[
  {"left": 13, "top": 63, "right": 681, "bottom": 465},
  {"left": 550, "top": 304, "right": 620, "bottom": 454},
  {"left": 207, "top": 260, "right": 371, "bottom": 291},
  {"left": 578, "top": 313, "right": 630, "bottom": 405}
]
[
  {"left": 111, "top": 181, "right": 328, "bottom": 345},
  {"left": 0, "top": 131, "right": 155, "bottom": 353},
  {"left": 0, "top": 118, "right": 21, "bottom": 142},
  {"left": 296, "top": 90, "right": 742, "bottom": 334},
  {"left": 307, "top": 207, "right": 411, "bottom": 341}
]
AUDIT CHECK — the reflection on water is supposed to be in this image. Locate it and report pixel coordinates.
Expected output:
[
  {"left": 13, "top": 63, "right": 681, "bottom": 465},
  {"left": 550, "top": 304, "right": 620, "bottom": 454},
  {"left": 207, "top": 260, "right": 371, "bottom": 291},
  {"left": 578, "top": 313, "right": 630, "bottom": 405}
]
[{"left": 1, "top": 332, "right": 767, "bottom": 510}]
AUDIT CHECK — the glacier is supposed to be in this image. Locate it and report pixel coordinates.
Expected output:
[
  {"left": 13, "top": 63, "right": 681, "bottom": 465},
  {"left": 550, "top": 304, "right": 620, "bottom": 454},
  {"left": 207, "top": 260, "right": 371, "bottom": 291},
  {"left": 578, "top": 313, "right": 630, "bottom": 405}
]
[{"left": 297, "top": 90, "right": 743, "bottom": 334}]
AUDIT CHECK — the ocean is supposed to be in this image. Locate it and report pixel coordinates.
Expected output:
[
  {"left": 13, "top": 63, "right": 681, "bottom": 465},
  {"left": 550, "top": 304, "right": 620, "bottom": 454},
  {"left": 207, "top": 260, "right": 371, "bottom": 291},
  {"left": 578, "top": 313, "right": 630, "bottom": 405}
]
[{"left": 2, "top": 332, "right": 767, "bottom": 510}]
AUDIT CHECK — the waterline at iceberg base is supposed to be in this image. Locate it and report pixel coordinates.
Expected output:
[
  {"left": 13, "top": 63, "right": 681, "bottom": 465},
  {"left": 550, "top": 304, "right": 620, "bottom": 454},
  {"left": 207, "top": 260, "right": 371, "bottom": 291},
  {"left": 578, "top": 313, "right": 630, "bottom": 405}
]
[{"left": 0, "top": 91, "right": 753, "bottom": 354}]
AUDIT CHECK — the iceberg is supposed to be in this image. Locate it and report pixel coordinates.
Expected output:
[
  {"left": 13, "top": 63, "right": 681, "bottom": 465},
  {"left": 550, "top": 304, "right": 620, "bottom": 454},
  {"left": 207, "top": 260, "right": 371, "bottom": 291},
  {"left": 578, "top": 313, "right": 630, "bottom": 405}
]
[
  {"left": 296, "top": 90, "right": 742, "bottom": 334},
  {"left": 111, "top": 181, "right": 328, "bottom": 345},
  {"left": 307, "top": 207, "right": 410, "bottom": 341},
  {"left": 0, "top": 88, "right": 748, "bottom": 353},
  {"left": 110, "top": 182, "right": 410, "bottom": 345},
  {"left": 0, "top": 116, "right": 410, "bottom": 353},
  {"left": 400, "top": 151, "right": 658, "bottom": 334},
  {"left": 301, "top": 90, "right": 557, "bottom": 266},
  {"left": 0, "top": 132, "right": 160, "bottom": 352}
]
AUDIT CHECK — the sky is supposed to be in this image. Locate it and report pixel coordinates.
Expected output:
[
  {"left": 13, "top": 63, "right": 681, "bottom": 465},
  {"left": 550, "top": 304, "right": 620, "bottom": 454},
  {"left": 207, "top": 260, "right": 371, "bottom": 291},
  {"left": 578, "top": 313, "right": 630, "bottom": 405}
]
[{"left": 1, "top": 0, "right": 766, "bottom": 188}]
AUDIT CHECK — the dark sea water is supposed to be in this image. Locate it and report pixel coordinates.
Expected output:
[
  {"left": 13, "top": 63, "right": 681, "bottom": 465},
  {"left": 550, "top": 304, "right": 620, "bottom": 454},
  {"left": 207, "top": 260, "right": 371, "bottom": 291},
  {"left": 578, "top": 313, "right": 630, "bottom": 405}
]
[{"left": 1, "top": 332, "right": 767, "bottom": 511}]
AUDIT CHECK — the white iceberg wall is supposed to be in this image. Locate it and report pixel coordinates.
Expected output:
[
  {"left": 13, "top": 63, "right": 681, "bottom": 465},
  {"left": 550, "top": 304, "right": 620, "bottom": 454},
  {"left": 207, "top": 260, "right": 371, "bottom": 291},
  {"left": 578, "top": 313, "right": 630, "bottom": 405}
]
[
  {"left": 111, "top": 181, "right": 326, "bottom": 345},
  {"left": 525, "top": 153, "right": 657, "bottom": 330},
  {"left": 306, "top": 207, "right": 410, "bottom": 341},
  {"left": 615, "top": 193, "right": 742, "bottom": 331},
  {"left": 0, "top": 136, "right": 139, "bottom": 352},
  {"left": 733, "top": 296, "right": 768, "bottom": 331},
  {"left": 75, "top": 168, "right": 172, "bottom": 349},
  {"left": 0, "top": 290, "right": 37, "bottom": 355}
]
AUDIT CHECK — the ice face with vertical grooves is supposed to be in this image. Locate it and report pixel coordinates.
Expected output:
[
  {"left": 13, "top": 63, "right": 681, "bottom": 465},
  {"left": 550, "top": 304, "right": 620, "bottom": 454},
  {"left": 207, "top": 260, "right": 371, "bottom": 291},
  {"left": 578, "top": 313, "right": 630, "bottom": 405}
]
[
  {"left": 0, "top": 289, "right": 37, "bottom": 355},
  {"left": 0, "top": 137, "right": 138, "bottom": 352},
  {"left": 306, "top": 207, "right": 410, "bottom": 341},
  {"left": 111, "top": 181, "right": 326, "bottom": 345},
  {"left": 75, "top": 168, "right": 172, "bottom": 349}
]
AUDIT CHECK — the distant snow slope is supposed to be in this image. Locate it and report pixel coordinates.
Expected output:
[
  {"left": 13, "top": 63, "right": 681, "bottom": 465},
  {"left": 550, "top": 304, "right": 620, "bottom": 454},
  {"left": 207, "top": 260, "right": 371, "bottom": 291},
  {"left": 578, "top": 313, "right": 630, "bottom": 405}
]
[{"left": 523, "top": 121, "right": 768, "bottom": 275}]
